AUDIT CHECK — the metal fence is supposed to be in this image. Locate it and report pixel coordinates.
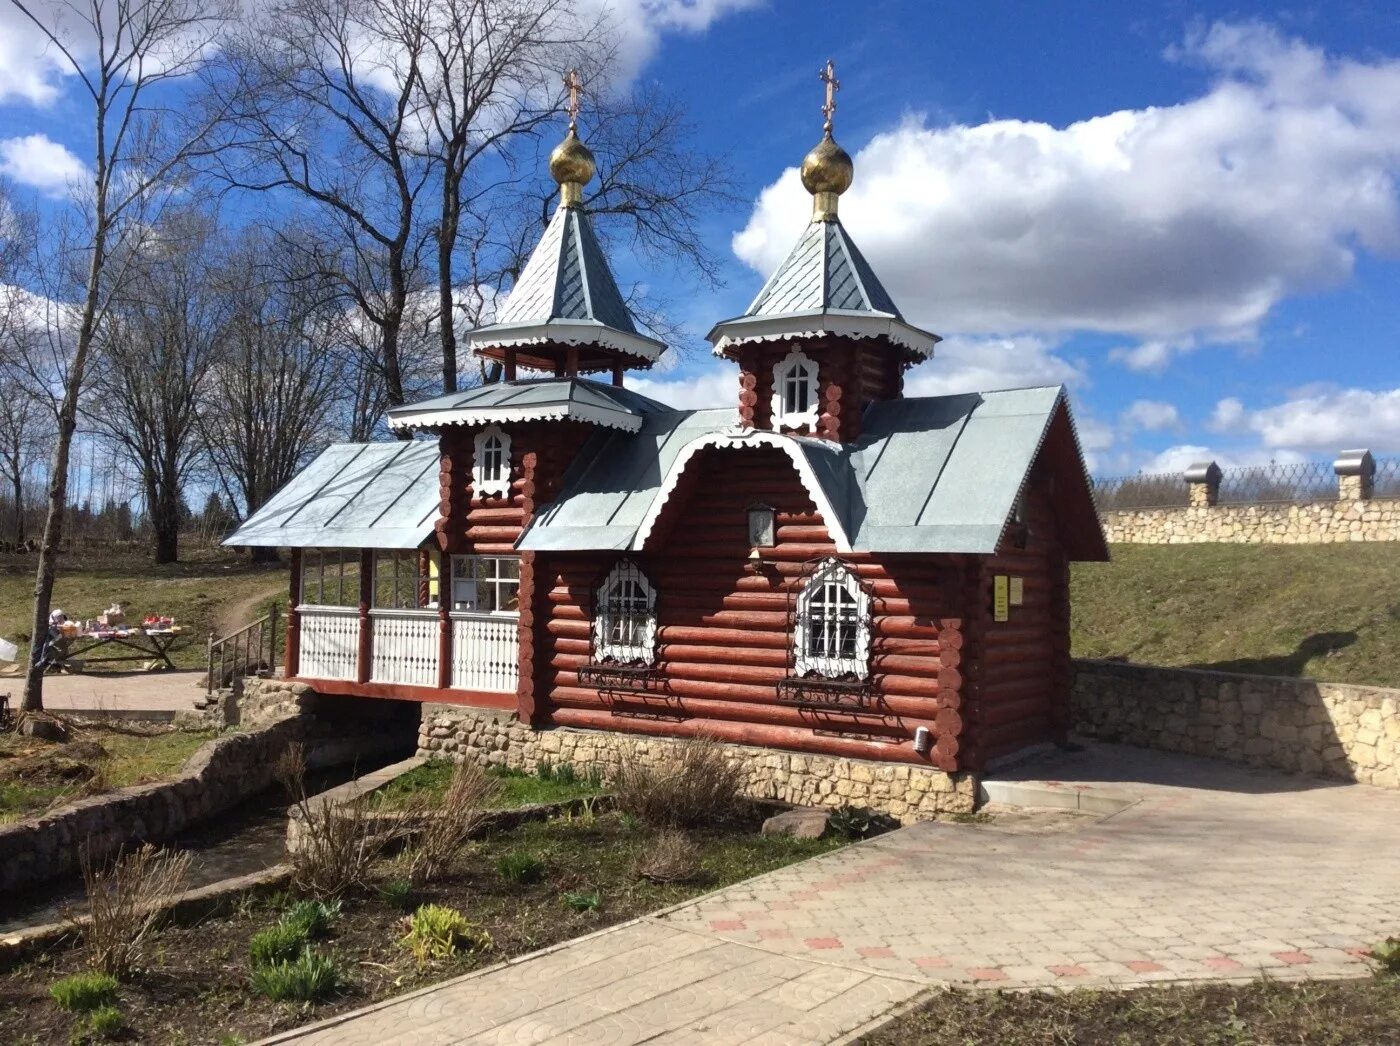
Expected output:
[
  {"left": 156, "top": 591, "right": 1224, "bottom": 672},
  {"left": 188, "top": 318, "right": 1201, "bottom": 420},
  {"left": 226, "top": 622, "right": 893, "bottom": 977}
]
[{"left": 1093, "top": 456, "right": 1400, "bottom": 512}]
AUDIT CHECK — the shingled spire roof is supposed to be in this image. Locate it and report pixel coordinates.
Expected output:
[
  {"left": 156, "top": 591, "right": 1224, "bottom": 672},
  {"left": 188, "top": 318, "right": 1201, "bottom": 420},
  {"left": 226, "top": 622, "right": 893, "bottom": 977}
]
[{"left": 468, "top": 71, "right": 665, "bottom": 375}]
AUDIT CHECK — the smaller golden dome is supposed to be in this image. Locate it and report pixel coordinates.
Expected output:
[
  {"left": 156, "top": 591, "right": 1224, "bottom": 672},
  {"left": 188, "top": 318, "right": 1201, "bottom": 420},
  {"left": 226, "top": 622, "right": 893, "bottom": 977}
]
[
  {"left": 801, "top": 131, "right": 854, "bottom": 197},
  {"left": 549, "top": 128, "right": 596, "bottom": 191}
]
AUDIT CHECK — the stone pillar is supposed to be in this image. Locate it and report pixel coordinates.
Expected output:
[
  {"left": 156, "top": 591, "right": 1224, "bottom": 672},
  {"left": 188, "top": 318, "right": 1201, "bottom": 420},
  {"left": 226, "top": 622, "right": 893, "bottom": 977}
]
[
  {"left": 1334, "top": 449, "right": 1375, "bottom": 501},
  {"left": 1185, "top": 461, "right": 1222, "bottom": 507}
]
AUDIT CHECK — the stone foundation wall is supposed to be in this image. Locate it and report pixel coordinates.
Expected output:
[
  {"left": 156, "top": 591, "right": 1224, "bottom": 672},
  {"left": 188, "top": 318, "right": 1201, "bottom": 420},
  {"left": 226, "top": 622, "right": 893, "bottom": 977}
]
[
  {"left": 1073, "top": 659, "right": 1400, "bottom": 788},
  {"left": 234, "top": 677, "right": 321, "bottom": 727},
  {"left": 1099, "top": 498, "right": 1400, "bottom": 545},
  {"left": 418, "top": 706, "right": 978, "bottom": 820}
]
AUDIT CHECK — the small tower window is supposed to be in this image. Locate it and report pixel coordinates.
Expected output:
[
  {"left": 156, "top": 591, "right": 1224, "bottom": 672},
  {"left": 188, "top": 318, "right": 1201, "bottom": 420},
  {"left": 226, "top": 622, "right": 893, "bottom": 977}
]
[
  {"left": 794, "top": 558, "right": 870, "bottom": 679},
  {"left": 472, "top": 425, "right": 511, "bottom": 498},
  {"left": 594, "top": 560, "right": 657, "bottom": 665},
  {"left": 772, "top": 349, "right": 819, "bottom": 429}
]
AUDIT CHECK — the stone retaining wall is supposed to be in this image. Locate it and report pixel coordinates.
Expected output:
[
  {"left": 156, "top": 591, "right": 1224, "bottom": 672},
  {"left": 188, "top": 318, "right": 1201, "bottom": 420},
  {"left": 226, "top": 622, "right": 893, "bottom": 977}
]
[
  {"left": 417, "top": 706, "right": 977, "bottom": 820},
  {"left": 1099, "top": 498, "right": 1400, "bottom": 545},
  {"left": 1073, "top": 659, "right": 1400, "bottom": 788}
]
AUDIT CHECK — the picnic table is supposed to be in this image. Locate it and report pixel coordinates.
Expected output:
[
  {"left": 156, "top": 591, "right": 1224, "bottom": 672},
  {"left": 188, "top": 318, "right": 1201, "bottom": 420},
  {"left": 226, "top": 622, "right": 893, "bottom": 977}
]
[{"left": 51, "top": 629, "right": 188, "bottom": 672}]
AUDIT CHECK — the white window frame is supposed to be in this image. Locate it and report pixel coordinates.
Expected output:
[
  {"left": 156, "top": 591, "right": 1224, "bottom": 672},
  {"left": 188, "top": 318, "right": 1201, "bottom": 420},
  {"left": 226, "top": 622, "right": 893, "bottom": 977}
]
[
  {"left": 450, "top": 554, "right": 520, "bottom": 615},
  {"left": 794, "top": 557, "right": 870, "bottom": 679},
  {"left": 771, "top": 348, "right": 819, "bottom": 430},
  {"left": 472, "top": 424, "right": 511, "bottom": 498},
  {"left": 593, "top": 559, "right": 658, "bottom": 665}
]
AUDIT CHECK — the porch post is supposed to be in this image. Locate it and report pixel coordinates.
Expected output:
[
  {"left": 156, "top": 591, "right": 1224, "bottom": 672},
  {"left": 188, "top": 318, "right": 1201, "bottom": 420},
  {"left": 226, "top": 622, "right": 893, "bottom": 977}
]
[
  {"left": 437, "top": 549, "right": 452, "bottom": 690},
  {"left": 285, "top": 549, "right": 302, "bottom": 678},
  {"left": 357, "top": 548, "right": 373, "bottom": 684}
]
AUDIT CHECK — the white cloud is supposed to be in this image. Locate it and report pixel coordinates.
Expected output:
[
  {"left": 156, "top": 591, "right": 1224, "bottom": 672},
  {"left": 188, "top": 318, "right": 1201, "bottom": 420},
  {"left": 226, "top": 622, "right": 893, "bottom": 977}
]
[
  {"left": 0, "top": 134, "right": 87, "bottom": 196},
  {"left": 902, "top": 334, "right": 1086, "bottom": 398},
  {"left": 1209, "top": 396, "right": 1246, "bottom": 432},
  {"left": 1107, "top": 338, "right": 1201, "bottom": 374},
  {"left": 1120, "top": 400, "right": 1181, "bottom": 432},
  {"left": 629, "top": 366, "right": 737, "bottom": 410},
  {"left": 733, "top": 22, "right": 1400, "bottom": 359},
  {"left": 1225, "top": 387, "right": 1400, "bottom": 452}
]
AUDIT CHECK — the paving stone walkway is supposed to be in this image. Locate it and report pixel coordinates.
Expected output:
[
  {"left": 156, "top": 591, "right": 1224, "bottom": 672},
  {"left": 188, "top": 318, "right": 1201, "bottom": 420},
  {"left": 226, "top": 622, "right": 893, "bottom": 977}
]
[{"left": 262, "top": 742, "right": 1400, "bottom": 1045}]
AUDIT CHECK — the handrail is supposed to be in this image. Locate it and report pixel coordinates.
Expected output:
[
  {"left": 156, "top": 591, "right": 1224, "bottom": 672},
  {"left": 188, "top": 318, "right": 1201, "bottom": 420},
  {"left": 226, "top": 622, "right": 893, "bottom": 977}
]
[{"left": 206, "top": 603, "right": 280, "bottom": 695}]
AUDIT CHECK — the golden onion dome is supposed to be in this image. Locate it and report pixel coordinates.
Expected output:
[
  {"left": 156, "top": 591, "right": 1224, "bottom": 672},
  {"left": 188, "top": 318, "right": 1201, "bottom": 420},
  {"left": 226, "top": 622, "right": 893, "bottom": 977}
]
[
  {"left": 801, "top": 131, "right": 854, "bottom": 197},
  {"left": 549, "top": 128, "right": 595, "bottom": 206}
]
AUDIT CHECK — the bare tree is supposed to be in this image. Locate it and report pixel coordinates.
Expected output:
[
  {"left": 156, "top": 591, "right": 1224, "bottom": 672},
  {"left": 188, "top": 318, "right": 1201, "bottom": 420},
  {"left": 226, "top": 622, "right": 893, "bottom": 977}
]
[
  {"left": 90, "top": 209, "right": 226, "bottom": 563},
  {"left": 213, "top": 0, "right": 439, "bottom": 415},
  {"left": 0, "top": 372, "right": 51, "bottom": 544},
  {"left": 7, "top": 0, "right": 234, "bottom": 712},
  {"left": 198, "top": 227, "right": 348, "bottom": 562}
]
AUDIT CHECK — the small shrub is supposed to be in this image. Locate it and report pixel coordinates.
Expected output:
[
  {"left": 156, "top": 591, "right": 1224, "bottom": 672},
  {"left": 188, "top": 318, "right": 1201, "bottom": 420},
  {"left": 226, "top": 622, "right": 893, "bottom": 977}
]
[
  {"left": 613, "top": 735, "right": 743, "bottom": 828},
  {"left": 1375, "top": 937, "right": 1400, "bottom": 974},
  {"left": 378, "top": 878, "right": 416, "bottom": 911},
  {"left": 536, "top": 758, "right": 554, "bottom": 781},
  {"left": 552, "top": 762, "right": 578, "bottom": 785},
  {"left": 50, "top": 971, "right": 119, "bottom": 1012},
  {"left": 827, "top": 805, "right": 896, "bottom": 840},
  {"left": 249, "top": 921, "right": 310, "bottom": 968},
  {"left": 85, "top": 1004, "right": 125, "bottom": 1039},
  {"left": 249, "top": 949, "right": 343, "bottom": 1002},
  {"left": 585, "top": 765, "right": 604, "bottom": 789},
  {"left": 563, "top": 889, "right": 601, "bottom": 913},
  {"left": 278, "top": 744, "right": 385, "bottom": 900},
  {"left": 619, "top": 811, "right": 641, "bottom": 832},
  {"left": 402, "top": 759, "right": 499, "bottom": 885},
  {"left": 636, "top": 830, "right": 699, "bottom": 883},
  {"left": 80, "top": 844, "right": 192, "bottom": 977},
  {"left": 497, "top": 851, "right": 545, "bottom": 885},
  {"left": 282, "top": 899, "right": 342, "bottom": 939},
  {"left": 399, "top": 904, "right": 491, "bottom": 965}
]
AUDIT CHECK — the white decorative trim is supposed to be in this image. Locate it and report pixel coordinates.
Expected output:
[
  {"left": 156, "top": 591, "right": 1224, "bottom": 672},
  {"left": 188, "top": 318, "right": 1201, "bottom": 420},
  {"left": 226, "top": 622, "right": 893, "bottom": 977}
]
[
  {"left": 472, "top": 425, "right": 512, "bottom": 498},
  {"left": 794, "top": 557, "right": 871, "bottom": 679},
  {"left": 388, "top": 401, "right": 644, "bottom": 433},
  {"left": 592, "top": 559, "right": 657, "bottom": 665},
  {"left": 631, "top": 428, "right": 852, "bottom": 553},
  {"left": 771, "top": 348, "right": 819, "bottom": 431},
  {"left": 467, "top": 320, "right": 666, "bottom": 362},
  {"left": 707, "top": 311, "right": 939, "bottom": 359}
]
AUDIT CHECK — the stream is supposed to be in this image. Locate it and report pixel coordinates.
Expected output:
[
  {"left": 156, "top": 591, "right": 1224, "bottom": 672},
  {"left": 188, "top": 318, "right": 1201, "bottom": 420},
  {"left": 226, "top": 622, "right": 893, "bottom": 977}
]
[{"left": 0, "top": 756, "right": 396, "bottom": 934}]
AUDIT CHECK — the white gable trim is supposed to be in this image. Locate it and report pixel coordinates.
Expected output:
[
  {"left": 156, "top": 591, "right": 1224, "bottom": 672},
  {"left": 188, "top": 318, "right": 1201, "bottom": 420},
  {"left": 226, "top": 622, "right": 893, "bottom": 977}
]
[
  {"left": 388, "top": 401, "right": 644, "bottom": 434},
  {"left": 707, "top": 311, "right": 939, "bottom": 359},
  {"left": 631, "top": 428, "right": 852, "bottom": 553},
  {"left": 466, "top": 320, "right": 666, "bottom": 362}
]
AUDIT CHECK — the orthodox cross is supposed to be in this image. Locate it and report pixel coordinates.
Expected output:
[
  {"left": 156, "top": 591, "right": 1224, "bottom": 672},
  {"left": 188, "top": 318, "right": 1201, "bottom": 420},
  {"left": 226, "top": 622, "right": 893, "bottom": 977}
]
[
  {"left": 820, "top": 59, "right": 839, "bottom": 133},
  {"left": 564, "top": 68, "right": 584, "bottom": 130}
]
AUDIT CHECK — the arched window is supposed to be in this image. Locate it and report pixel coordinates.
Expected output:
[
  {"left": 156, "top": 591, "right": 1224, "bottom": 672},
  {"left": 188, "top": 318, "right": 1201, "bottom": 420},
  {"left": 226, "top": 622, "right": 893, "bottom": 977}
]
[
  {"left": 472, "top": 425, "right": 511, "bottom": 498},
  {"left": 771, "top": 349, "right": 819, "bottom": 429},
  {"left": 794, "top": 558, "right": 870, "bottom": 679},
  {"left": 593, "top": 559, "right": 657, "bottom": 665}
]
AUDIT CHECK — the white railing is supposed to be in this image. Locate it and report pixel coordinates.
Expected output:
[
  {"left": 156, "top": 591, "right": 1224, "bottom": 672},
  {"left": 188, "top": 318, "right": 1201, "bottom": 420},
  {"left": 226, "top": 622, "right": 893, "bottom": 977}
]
[
  {"left": 452, "top": 612, "right": 519, "bottom": 693},
  {"left": 297, "top": 606, "right": 359, "bottom": 681},
  {"left": 369, "top": 609, "right": 439, "bottom": 687}
]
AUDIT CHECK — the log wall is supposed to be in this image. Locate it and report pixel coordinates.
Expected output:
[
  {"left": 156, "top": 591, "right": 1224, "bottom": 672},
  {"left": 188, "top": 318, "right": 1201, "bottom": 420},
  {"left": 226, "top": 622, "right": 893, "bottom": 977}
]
[{"left": 735, "top": 336, "right": 904, "bottom": 441}]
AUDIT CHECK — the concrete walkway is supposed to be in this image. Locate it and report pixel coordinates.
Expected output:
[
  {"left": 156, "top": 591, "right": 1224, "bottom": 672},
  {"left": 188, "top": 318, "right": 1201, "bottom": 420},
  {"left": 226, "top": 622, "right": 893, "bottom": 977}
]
[
  {"left": 262, "top": 742, "right": 1400, "bottom": 1045},
  {"left": 3, "top": 670, "right": 205, "bottom": 714}
]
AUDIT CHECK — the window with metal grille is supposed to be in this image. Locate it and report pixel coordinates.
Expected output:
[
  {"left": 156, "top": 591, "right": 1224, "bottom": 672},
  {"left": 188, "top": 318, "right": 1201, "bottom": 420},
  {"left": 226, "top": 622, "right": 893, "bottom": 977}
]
[
  {"left": 794, "top": 558, "right": 870, "bottom": 678},
  {"left": 771, "top": 349, "right": 819, "bottom": 429},
  {"left": 593, "top": 560, "right": 657, "bottom": 664},
  {"left": 450, "top": 555, "right": 520, "bottom": 614},
  {"left": 472, "top": 425, "right": 511, "bottom": 497}
]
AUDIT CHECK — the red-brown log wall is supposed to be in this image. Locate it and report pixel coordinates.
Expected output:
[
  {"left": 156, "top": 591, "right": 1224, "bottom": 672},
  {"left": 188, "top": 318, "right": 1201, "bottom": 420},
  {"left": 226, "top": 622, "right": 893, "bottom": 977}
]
[
  {"left": 736, "top": 336, "right": 904, "bottom": 441},
  {"left": 962, "top": 472, "right": 1070, "bottom": 768},
  {"left": 534, "top": 445, "right": 972, "bottom": 770}
]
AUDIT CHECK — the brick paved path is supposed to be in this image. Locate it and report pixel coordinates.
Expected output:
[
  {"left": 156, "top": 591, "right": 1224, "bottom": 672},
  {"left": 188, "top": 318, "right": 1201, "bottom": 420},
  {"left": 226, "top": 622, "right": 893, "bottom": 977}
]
[{"left": 262, "top": 743, "right": 1400, "bottom": 1045}]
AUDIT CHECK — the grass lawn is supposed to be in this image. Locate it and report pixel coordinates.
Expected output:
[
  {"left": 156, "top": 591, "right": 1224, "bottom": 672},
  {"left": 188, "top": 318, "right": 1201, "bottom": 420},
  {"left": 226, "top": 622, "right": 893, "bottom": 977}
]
[
  {"left": 371, "top": 760, "right": 603, "bottom": 810},
  {"left": 1072, "top": 543, "right": 1400, "bottom": 687},
  {"left": 0, "top": 725, "right": 215, "bottom": 824},
  {"left": 0, "top": 809, "right": 846, "bottom": 1045},
  {"left": 863, "top": 976, "right": 1400, "bottom": 1045},
  {"left": 0, "top": 547, "right": 286, "bottom": 671}
]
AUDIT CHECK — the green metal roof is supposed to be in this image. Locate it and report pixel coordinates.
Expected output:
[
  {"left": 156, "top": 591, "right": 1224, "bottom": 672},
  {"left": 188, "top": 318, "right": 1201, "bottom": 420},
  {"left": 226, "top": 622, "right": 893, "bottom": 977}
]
[{"left": 386, "top": 378, "right": 673, "bottom": 434}]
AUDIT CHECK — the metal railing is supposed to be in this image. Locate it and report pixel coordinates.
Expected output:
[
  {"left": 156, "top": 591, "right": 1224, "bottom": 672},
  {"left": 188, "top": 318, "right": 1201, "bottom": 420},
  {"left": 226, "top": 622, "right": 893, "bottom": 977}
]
[
  {"left": 1090, "top": 473, "right": 1189, "bottom": 511},
  {"left": 206, "top": 603, "right": 281, "bottom": 695}
]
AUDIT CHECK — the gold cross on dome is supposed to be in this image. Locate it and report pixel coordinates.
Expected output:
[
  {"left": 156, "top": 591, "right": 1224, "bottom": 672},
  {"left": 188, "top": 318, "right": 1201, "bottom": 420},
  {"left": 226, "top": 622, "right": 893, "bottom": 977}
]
[
  {"left": 564, "top": 68, "right": 584, "bottom": 130},
  {"left": 820, "top": 59, "right": 840, "bottom": 132}
]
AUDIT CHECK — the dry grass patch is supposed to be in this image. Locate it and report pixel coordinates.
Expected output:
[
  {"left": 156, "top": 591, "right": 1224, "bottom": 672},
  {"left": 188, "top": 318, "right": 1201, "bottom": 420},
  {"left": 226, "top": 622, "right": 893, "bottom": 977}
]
[
  {"left": 79, "top": 844, "right": 192, "bottom": 978},
  {"left": 612, "top": 735, "right": 743, "bottom": 828}
]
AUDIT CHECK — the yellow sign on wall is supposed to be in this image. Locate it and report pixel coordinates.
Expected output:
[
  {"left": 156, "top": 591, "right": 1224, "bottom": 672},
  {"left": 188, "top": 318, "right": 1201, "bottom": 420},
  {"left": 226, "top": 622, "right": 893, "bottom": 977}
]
[
  {"left": 1009, "top": 576, "right": 1024, "bottom": 606},
  {"left": 993, "top": 574, "right": 1010, "bottom": 623}
]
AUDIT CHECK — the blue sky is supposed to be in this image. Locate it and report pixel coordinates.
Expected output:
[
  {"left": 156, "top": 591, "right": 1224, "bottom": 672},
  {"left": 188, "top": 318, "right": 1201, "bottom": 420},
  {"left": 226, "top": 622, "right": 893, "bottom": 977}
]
[{"left": 3, "top": 0, "right": 1400, "bottom": 476}]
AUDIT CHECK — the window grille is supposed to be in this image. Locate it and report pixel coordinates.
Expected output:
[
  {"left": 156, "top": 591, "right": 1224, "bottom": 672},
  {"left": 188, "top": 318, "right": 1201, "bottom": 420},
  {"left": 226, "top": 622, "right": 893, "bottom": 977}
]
[
  {"left": 472, "top": 425, "right": 512, "bottom": 498},
  {"left": 771, "top": 349, "right": 819, "bottom": 429},
  {"left": 794, "top": 558, "right": 870, "bottom": 679},
  {"left": 451, "top": 555, "right": 520, "bottom": 613},
  {"left": 593, "top": 560, "right": 657, "bottom": 665}
]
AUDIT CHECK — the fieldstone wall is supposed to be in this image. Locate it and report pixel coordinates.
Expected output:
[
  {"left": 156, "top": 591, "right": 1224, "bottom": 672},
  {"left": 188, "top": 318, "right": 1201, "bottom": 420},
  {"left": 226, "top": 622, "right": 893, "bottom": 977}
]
[
  {"left": 1099, "top": 498, "right": 1400, "bottom": 545},
  {"left": 1073, "top": 659, "right": 1400, "bottom": 788},
  {"left": 418, "top": 705, "right": 978, "bottom": 820},
  {"left": 236, "top": 677, "right": 321, "bottom": 727}
]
